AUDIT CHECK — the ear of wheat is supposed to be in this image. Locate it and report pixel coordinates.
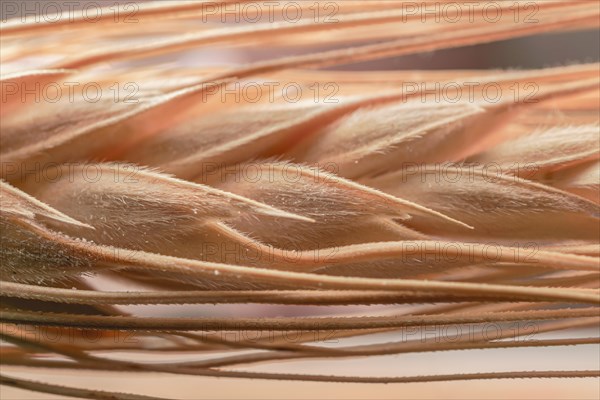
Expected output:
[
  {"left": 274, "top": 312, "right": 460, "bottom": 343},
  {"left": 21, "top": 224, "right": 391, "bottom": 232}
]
[{"left": 0, "top": 1, "right": 599, "bottom": 399}]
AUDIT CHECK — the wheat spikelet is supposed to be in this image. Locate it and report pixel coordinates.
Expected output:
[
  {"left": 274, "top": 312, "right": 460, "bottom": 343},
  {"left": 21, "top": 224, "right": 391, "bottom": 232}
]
[{"left": 0, "top": 1, "right": 599, "bottom": 399}]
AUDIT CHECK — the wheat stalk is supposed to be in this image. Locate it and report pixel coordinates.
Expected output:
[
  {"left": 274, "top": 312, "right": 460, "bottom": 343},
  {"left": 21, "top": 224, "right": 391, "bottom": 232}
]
[{"left": 0, "top": 1, "right": 599, "bottom": 399}]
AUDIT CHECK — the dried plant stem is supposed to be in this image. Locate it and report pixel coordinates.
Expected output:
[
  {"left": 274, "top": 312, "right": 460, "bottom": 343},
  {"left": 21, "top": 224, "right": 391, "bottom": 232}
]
[
  {"left": 175, "top": 338, "right": 600, "bottom": 369},
  {"left": 117, "top": 257, "right": 600, "bottom": 304},
  {"left": 3, "top": 308, "right": 598, "bottom": 331},
  {"left": 0, "top": 282, "right": 540, "bottom": 305},
  {"left": 0, "top": 374, "right": 171, "bottom": 400},
  {"left": 211, "top": 222, "right": 600, "bottom": 272}
]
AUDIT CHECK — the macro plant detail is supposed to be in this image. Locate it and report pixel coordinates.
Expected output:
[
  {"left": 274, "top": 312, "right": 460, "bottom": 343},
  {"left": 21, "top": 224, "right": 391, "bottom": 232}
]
[{"left": 0, "top": 1, "right": 599, "bottom": 399}]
